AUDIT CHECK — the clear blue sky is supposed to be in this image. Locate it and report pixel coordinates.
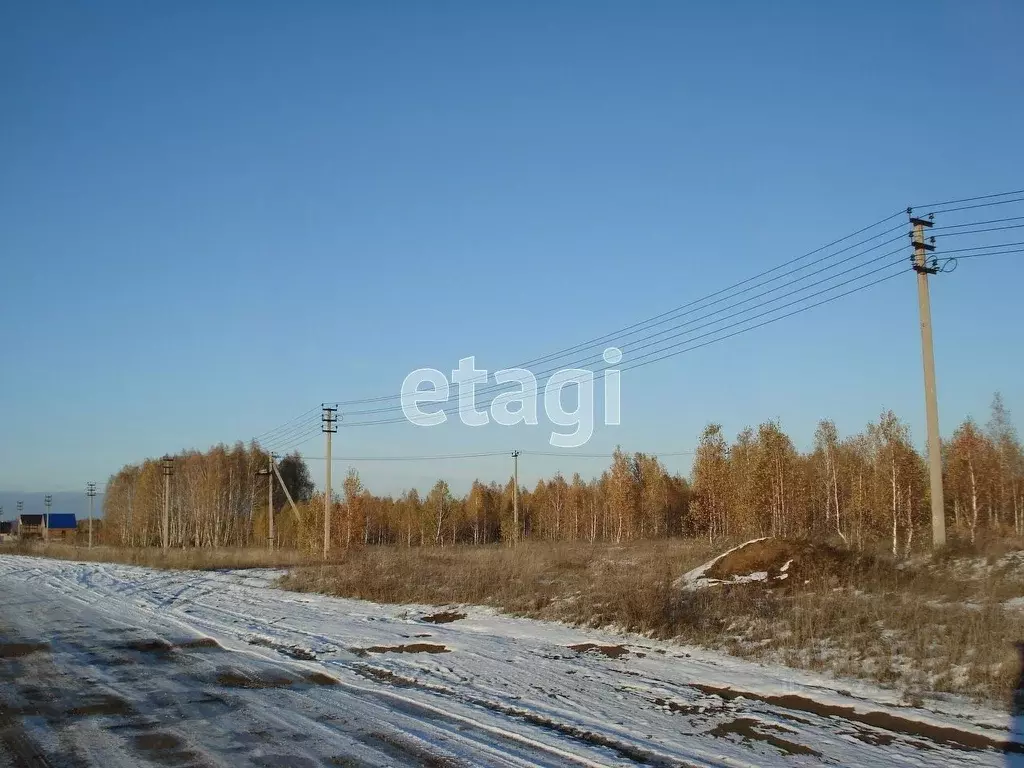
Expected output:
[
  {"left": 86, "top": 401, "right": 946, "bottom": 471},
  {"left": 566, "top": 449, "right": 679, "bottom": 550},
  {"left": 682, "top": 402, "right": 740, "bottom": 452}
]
[{"left": 2, "top": 1, "right": 1022, "bottom": 499}]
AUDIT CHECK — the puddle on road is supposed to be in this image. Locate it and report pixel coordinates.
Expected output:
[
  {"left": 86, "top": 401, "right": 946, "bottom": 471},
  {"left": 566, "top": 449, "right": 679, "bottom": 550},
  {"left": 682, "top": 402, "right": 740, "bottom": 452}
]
[
  {"left": 177, "top": 638, "right": 221, "bottom": 650},
  {"left": 247, "top": 636, "right": 317, "bottom": 660},
  {"left": 352, "top": 643, "right": 450, "bottom": 656},
  {"left": 119, "top": 638, "right": 174, "bottom": 654},
  {"left": 215, "top": 666, "right": 340, "bottom": 690},
  {"left": 653, "top": 697, "right": 708, "bottom": 716},
  {"left": 133, "top": 731, "right": 203, "bottom": 766},
  {"left": 691, "top": 684, "right": 1005, "bottom": 752},
  {"left": 68, "top": 693, "right": 135, "bottom": 717},
  {"left": 709, "top": 717, "right": 821, "bottom": 757},
  {"left": 216, "top": 669, "right": 296, "bottom": 689},
  {"left": 0, "top": 642, "right": 49, "bottom": 659},
  {"left": 421, "top": 611, "right": 466, "bottom": 624},
  {"left": 568, "top": 643, "right": 628, "bottom": 659},
  {"left": 354, "top": 666, "right": 422, "bottom": 688}
]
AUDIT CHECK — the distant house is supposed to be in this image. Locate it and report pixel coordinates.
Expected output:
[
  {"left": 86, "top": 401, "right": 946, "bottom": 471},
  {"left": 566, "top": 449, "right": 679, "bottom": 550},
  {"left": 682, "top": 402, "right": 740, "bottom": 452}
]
[
  {"left": 18, "top": 514, "right": 44, "bottom": 539},
  {"left": 0, "top": 520, "right": 13, "bottom": 542},
  {"left": 16, "top": 514, "right": 77, "bottom": 541},
  {"left": 44, "top": 514, "right": 77, "bottom": 540}
]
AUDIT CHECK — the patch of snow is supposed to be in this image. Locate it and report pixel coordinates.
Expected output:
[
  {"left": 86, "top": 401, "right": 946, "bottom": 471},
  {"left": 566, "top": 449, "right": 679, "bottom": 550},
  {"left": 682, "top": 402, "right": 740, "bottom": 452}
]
[{"left": 673, "top": 537, "right": 769, "bottom": 590}]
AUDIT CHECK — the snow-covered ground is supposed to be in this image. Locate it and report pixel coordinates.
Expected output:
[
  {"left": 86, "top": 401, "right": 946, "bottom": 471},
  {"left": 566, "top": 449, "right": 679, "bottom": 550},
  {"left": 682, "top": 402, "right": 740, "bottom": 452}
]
[{"left": 0, "top": 554, "right": 1017, "bottom": 767}]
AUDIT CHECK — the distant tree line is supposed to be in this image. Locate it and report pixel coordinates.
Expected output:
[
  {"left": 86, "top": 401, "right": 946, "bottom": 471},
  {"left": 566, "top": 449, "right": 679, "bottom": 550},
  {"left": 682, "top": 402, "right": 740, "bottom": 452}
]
[{"left": 102, "top": 393, "right": 1022, "bottom": 554}]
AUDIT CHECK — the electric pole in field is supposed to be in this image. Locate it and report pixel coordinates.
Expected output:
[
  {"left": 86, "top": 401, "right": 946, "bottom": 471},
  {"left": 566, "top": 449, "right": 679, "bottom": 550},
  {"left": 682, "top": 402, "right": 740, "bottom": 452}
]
[
  {"left": 268, "top": 453, "right": 276, "bottom": 550},
  {"left": 44, "top": 494, "right": 52, "bottom": 542},
  {"left": 161, "top": 456, "right": 174, "bottom": 550},
  {"left": 322, "top": 405, "right": 337, "bottom": 559},
  {"left": 86, "top": 482, "right": 96, "bottom": 548},
  {"left": 254, "top": 460, "right": 274, "bottom": 548},
  {"left": 910, "top": 211, "right": 946, "bottom": 548},
  {"left": 511, "top": 450, "right": 520, "bottom": 546}
]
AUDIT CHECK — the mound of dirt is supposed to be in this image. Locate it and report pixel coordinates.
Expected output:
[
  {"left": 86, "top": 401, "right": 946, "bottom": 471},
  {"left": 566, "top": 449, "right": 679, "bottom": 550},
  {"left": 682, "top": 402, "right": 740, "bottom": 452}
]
[{"left": 683, "top": 538, "right": 882, "bottom": 590}]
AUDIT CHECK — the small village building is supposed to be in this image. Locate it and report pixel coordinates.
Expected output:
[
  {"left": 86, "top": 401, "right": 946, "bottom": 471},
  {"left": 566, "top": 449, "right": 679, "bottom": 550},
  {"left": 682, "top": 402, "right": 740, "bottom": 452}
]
[
  {"left": 17, "top": 514, "right": 44, "bottom": 539},
  {"left": 44, "top": 514, "right": 78, "bottom": 541},
  {"left": 16, "top": 514, "right": 77, "bottom": 541}
]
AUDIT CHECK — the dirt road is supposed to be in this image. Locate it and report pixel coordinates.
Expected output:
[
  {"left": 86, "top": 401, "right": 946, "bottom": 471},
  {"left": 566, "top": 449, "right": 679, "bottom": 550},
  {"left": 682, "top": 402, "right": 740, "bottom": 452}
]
[{"left": 0, "top": 555, "right": 1013, "bottom": 767}]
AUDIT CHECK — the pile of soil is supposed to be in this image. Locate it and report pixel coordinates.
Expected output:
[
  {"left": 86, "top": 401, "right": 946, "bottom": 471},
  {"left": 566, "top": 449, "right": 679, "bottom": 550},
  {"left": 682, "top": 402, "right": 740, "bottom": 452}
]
[{"left": 702, "top": 538, "right": 884, "bottom": 589}]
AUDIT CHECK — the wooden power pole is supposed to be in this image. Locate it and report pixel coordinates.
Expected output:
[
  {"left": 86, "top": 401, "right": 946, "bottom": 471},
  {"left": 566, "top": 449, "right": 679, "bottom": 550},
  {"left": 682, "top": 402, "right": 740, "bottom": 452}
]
[
  {"left": 268, "top": 453, "right": 275, "bottom": 551},
  {"left": 910, "top": 213, "right": 946, "bottom": 548},
  {"left": 161, "top": 456, "right": 173, "bottom": 550},
  {"left": 322, "top": 406, "right": 337, "bottom": 559},
  {"left": 511, "top": 450, "right": 520, "bottom": 545}
]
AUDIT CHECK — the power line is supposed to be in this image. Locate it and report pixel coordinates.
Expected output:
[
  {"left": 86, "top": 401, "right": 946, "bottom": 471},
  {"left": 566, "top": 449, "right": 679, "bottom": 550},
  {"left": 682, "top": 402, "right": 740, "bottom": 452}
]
[
  {"left": 931, "top": 223, "right": 1024, "bottom": 238},
  {"left": 327, "top": 210, "right": 906, "bottom": 410},
  {"left": 252, "top": 188, "right": 1020, "bottom": 440},
  {"left": 912, "top": 187, "right": 1024, "bottom": 210},
  {"left": 340, "top": 262, "right": 906, "bottom": 427},
  {"left": 929, "top": 240, "right": 1024, "bottom": 255},
  {"left": 261, "top": 416, "right": 323, "bottom": 451},
  {"left": 301, "top": 451, "right": 511, "bottom": 462},
  {"left": 252, "top": 406, "right": 321, "bottom": 442},
  {"left": 343, "top": 241, "right": 909, "bottom": 420},
  {"left": 523, "top": 450, "right": 695, "bottom": 458},
  {"left": 925, "top": 215, "right": 1024, "bottom": 231},
  {"left": 918, "top": 196, "right": 1024, "bottom": 217},
  {"left": 619, "top": 268, "right": 903, "bottom": 375},
  {"left": 948, "top": 248, "right": 1024, "bottom": 260},
  {"left": 267, "top": 428, "right": 323, "bottom": 455}
]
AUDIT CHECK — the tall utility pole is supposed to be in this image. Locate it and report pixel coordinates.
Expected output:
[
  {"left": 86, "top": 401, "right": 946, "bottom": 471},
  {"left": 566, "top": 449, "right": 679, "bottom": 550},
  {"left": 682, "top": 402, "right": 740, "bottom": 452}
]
[
  {"left": 255, "top": 461, "right": 274, "bottom": 550},
  {"left": 322, "top": 406, "right": 337, "bottom": 559},
  {"left": 86, "top": 482, "right": 96, "bottom": 548},
  {"left": 44, "top": 494, "right": 52, "bottom": 542},
  {"left": 268, "top": 453, "right": 276, "bottom": 551},
  {"left": 511, "top": 450, "right": 520, "bottom": 545},
  {"left": 910, "top": 212, "right": 946, "bottom": 548},
  {"left": 161, "top": 456, "right": 174, "bottom": 550}
]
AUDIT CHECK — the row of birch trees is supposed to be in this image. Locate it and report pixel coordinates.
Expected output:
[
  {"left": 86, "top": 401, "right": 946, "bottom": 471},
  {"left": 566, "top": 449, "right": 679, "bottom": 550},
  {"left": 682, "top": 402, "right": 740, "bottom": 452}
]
[{"left": 102, "top": 394, "right": 1022, "bottom": 553}]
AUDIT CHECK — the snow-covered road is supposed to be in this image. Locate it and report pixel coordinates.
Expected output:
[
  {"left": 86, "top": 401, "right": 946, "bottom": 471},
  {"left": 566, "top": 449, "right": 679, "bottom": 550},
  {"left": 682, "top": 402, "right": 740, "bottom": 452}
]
[{"left": 0, "top": 555, "right": 1014, "bottom": 767}]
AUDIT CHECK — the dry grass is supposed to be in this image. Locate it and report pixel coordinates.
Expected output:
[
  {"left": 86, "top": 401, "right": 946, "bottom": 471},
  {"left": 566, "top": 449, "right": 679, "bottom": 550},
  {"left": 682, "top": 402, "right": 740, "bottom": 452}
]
[
  {"left": 0, "top": 541, "right": 311, "bottom": 570},
  {"left": 281, "top": 539, "right": 718, "bottom": 616},
  {"left": 281, "top": 537, "right": 1024, "bottom": 709}
]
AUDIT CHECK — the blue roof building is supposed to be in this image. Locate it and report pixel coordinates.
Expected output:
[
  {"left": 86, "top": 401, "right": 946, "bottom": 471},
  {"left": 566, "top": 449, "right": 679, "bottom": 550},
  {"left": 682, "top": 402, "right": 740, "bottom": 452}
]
[{"left": 44, "top": 514, "right": 77, "bottom": 530}]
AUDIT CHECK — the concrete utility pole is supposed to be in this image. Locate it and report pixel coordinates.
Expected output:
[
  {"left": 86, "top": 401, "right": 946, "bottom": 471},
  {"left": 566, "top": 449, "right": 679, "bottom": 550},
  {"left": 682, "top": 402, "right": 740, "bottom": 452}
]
[
  {"left": 86, "top": 482, "right": 96, "bottom": 548},
  {"left": 161, "top": 456, "right": 174, "bottom": 550},
  {"left": 271, "top": 460, "right": 303, "bottom": 526},
  {"left": 512, "top": 450, "right": 520, "bottom": 545},
  {"left": 268, "top": 453, "right": 276, "bottom": 551},
  {"left": 44, "top": 494, "right": 52, "bottom": 542},
  {"left": 322, "top": 406, "right": 337, "bottom": 559},
  {"left": 910, "top": 212, "right": 946, "bottom": 548}
]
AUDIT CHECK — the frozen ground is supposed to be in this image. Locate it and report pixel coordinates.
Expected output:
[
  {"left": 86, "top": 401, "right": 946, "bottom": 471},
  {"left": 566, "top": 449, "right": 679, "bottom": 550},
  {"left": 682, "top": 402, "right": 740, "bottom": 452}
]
[{"left": 0, "top": 554, "right": 1017, "bottom": 767}]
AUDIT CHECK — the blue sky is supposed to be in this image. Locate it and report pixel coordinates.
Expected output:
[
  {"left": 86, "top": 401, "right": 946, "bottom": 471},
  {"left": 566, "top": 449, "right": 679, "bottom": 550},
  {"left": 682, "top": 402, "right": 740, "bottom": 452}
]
[{"left": 1, "top": 1, "right": 1022, "bottom": 499}]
